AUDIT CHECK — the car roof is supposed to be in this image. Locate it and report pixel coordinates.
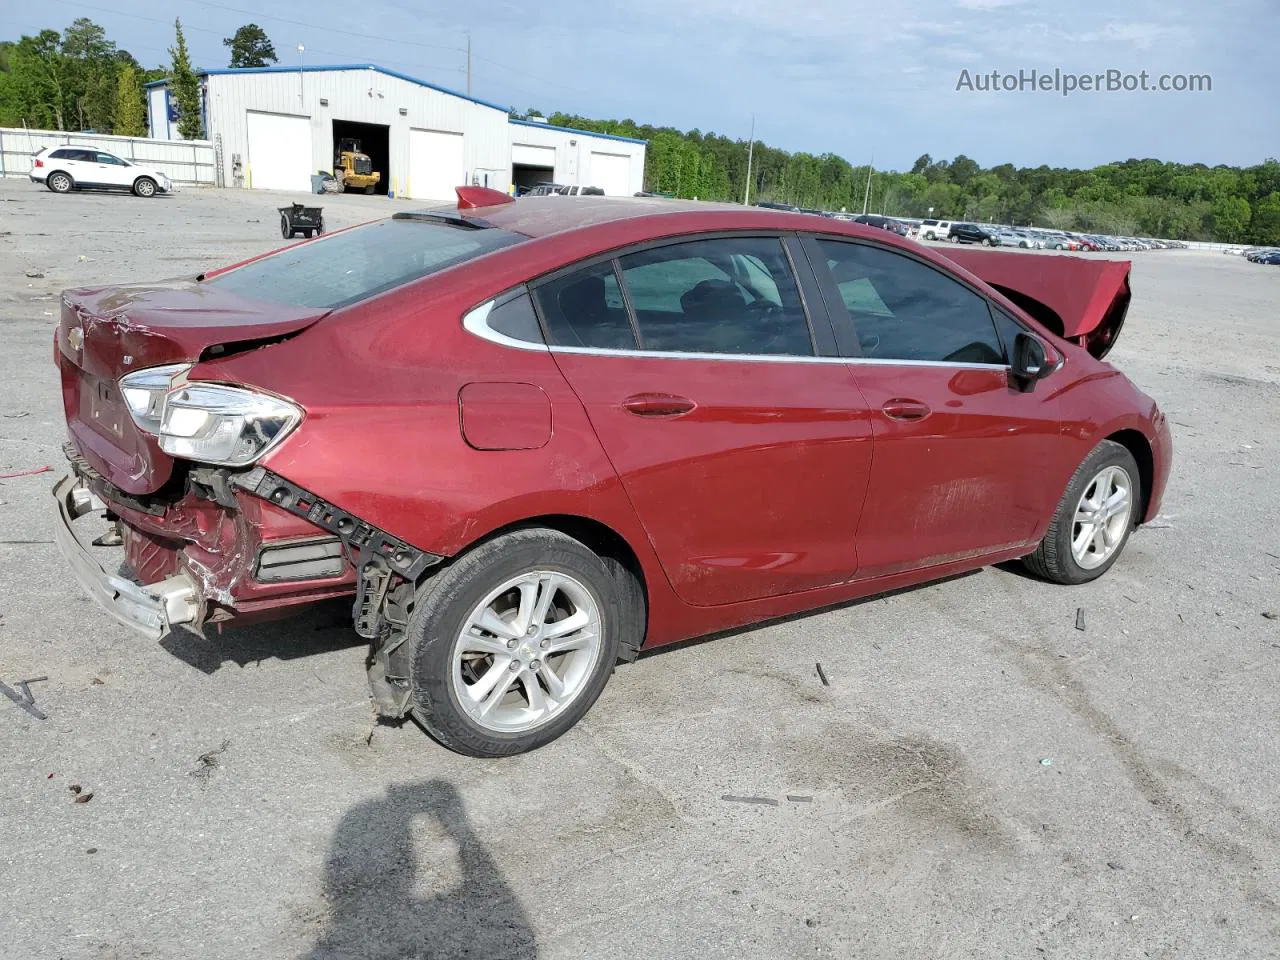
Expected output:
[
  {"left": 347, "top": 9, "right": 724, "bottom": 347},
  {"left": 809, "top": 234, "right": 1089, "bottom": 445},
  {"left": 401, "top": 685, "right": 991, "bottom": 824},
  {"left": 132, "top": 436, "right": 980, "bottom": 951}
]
[{"left": 463, "top": 195, "right": 841, "bottom": 240}]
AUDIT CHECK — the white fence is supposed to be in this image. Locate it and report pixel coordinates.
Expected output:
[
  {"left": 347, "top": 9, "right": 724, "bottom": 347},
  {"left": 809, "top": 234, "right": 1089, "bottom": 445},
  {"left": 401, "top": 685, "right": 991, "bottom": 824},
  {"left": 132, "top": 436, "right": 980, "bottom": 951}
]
[{"left": 0, "top": 127, "right": 217, "bottom": 186}]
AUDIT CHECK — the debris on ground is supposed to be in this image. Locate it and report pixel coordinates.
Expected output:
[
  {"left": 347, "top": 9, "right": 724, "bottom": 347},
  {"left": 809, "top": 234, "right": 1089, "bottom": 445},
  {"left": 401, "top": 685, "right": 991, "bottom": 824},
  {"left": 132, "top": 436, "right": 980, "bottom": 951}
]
[
  {"left": 24, "top": 269, "right": 44, "bottom": 278},
  {"left": 0, "top": 677, "right": 47, "bottom": 720},
  {"left": 1075, "top": 608, "right": 1086, "bottom": 631},
  {"left": 785, "top": 795, "right": 814, "bottom": 803},
  {"left": 1040, "top": 758, "right": 1053, "bottom": 766},
  {"left": 190, "top": 739, "right": 232, "bottom": 781},
  {"left": 1263, "top": 612, "right": 1278, "bottom": 621},
  {"left": 0, "top": 465, "right": 52, "bottom": 479},
  {"left": 90, "top": 677, "right": 105, "bottom": 685},
  {"left": 69, "top": 784, "right": 81, "bottom": 794},
  {"left": 720, "top": 794, "right": 779, "bottom": 807},
  {"left": 815, "top": 662, "right": 830, "bottom": 687},
  {"left": 1107, "top": 861, "right": 1124, "bottom": 870},
  {"left": 1, "top": 412, "right": 29, "bottom": 419},
  {"left": 74, "top": 791, "right": 94, "bottom": 804}
]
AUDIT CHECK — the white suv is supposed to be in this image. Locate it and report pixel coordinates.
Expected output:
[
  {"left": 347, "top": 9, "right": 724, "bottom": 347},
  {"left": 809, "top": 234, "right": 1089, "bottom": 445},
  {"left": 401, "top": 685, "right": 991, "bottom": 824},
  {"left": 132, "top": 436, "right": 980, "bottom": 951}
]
[
  {"left": 916, "top": 218, "right": 953, "bottom": 241},
  {"left": 30, "top": 146, "right": 172, "bottom": 198}
]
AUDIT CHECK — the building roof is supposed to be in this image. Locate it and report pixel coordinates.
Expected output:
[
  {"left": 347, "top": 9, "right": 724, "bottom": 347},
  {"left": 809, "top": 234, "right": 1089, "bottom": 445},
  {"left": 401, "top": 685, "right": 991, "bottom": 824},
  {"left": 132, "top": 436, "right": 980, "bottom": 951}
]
[
  {"left": 144, "top": 63, "right": 511, "bottom": 114},
  {"left": 509, "top": 117, "right": 647, "bottom": 146}
]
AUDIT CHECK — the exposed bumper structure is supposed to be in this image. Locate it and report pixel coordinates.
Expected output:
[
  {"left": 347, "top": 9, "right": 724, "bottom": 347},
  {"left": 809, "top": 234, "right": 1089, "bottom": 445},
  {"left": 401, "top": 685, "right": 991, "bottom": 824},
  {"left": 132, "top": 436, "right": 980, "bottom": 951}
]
[{"left": 53, "top": 474, "right": 201, "bottom": 640}]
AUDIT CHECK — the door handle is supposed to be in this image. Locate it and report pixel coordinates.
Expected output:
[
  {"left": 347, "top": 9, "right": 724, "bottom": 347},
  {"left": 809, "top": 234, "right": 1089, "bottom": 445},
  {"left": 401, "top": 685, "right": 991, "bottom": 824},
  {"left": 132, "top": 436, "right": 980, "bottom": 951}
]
[
  {"left": 622, "top": 393, "right": 696, "bottom": 418},
  {"left": 881, "top": 398, "right": 931, "bottom": 422}
]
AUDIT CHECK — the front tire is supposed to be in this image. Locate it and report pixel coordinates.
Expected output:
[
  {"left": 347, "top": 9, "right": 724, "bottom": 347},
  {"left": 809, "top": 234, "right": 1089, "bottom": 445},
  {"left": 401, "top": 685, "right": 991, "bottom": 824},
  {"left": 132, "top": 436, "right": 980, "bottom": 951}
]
[
  {"left": 364, "top": 184, "right": 376, "bottom": 195},
  {"left": 47, "top": 171, "right": 73, "bottom": 194},
  {"left": 1023, "top": 440, "right": 1140, "bottom": 584},
  {"left": 133, "top": 177, "right": 157, "bottom": 198},
  {"left": 408, "top": 529, "right": 626, "bottom": 757}
]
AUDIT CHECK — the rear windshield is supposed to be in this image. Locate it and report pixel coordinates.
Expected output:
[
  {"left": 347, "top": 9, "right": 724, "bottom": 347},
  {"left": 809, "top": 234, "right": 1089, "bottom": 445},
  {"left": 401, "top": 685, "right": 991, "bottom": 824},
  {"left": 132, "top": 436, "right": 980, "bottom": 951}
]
[{"left": 205, "top": 217, "right": 524, "bottom": 309}]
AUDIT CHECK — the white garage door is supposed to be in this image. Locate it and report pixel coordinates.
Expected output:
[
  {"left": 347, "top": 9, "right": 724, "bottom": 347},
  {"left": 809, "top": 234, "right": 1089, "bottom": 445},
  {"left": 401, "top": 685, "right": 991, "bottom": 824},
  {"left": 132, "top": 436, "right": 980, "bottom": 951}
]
[
  {"left": 590, "top": 152, "right": 631, "bottom": 196},
  {"left": 246, "top": 111, "right": 312, "bottom": 192},
  {"left": 513, "top": 144, "right": 556, "bottom": 167},
  {"left": 408, "top": 129, "right": 465, "bottom": 201}
]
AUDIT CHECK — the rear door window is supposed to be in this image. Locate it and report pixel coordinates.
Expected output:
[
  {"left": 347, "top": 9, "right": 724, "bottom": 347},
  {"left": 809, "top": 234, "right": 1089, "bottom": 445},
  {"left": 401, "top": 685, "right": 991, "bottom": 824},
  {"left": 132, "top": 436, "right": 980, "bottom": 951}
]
[
  {"left": 205, "top": 217, "right": 524, "bottom": 309},
  {"left": 617, "top": 237, "right": 814, "bottom": 356},
  {"left": 532, "top": 262, "right": 637, "bottom": 350}
]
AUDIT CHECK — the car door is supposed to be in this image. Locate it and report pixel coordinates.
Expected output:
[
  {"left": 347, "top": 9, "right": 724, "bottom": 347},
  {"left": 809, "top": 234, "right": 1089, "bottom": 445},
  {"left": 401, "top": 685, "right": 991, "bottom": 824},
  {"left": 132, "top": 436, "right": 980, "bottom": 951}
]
[
  {"left": 805, "top": 235, "right": 1070, "bottom": 578},
  {"left": 534, "top": 234, "right": 875, "bottom": 607},
  {"left": 54, "top": 149, "right": 93, "bottom": 184},
  {"left": 93, "top": 152, "right": 132, "bottom": 188}
]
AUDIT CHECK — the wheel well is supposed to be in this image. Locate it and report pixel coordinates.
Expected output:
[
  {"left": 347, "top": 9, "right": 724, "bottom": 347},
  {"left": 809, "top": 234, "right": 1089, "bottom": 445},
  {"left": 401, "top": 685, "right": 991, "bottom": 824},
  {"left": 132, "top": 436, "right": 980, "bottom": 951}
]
[
  {"left": 458, "top": 514, "right": 649, "bottom": 654},
  {"left": 1106, "top": 429, "right": 1154, "bottom": 522}
]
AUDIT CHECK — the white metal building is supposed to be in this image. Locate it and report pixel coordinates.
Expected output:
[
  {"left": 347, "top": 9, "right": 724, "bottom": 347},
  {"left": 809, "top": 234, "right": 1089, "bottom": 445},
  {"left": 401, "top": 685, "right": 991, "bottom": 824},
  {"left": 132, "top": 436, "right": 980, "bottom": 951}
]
[
  {"left": 508, "top": 118, "right": 646, "bottom": 196},
  {"left": 146, "top": 64, "right": 647, "bottom": 200},
  {"left": 147, "top": 64, "right": 511, "bottom": 200}
]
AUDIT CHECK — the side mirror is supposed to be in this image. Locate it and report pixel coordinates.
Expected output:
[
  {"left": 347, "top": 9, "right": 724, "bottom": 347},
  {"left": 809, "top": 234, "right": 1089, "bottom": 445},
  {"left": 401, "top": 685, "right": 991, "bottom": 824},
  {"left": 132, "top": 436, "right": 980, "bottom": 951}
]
[{"left": 1011, "top": 333, "right": 1057, "bottom": 391}]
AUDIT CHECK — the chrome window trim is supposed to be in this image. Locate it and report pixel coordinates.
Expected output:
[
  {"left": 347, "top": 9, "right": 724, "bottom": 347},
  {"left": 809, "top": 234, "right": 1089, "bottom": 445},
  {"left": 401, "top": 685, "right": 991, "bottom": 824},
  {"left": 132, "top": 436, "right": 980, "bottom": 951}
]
[
  {"left": 548, "top": 343, "right": 1008, "bottom": 370},
  {"left": 462, "top": 299, "right": 549, "bottom": 353},
  {"left": 464, "top": 293, "right": 1012, "bottom": 371}
]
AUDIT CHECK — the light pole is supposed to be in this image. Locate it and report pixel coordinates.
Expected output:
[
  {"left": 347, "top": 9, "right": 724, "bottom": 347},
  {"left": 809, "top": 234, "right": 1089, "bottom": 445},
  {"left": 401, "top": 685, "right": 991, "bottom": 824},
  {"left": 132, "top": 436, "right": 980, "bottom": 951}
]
[
  {"left": 743, "top": 114, "right": 755, "bottom": 206},
  {"left": 297, "top": 44, "right": 305, "bottom": 102}
]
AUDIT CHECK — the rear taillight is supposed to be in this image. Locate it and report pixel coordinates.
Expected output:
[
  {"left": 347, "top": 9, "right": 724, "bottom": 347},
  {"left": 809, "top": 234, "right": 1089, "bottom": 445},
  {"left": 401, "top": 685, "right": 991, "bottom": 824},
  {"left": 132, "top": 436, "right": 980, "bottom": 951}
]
[{"left": 34, "top": 158, "right": 43, "bottom": 168}]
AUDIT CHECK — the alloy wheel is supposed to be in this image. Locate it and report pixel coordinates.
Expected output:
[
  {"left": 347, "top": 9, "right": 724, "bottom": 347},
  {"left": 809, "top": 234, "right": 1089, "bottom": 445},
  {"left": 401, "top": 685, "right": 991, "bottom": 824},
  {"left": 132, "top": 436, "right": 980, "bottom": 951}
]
[
  {"left": 1071, "top": 465, "right": 1133, "bottom": 569},
  {"left": 450, "top": 570, "right": 603, "bottom": 734}
]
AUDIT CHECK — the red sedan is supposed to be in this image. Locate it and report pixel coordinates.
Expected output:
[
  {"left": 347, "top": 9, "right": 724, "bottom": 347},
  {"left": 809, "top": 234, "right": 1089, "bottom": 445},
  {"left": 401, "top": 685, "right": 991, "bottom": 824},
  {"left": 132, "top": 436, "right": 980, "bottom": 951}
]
[{"left": 52, "top": 188, "right": 1171, "bottom": 757}]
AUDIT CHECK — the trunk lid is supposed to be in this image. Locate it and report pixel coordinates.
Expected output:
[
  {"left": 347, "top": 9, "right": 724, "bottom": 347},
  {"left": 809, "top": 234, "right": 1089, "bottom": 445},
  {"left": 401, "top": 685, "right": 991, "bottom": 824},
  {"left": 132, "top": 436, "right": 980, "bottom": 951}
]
[
  {"left": 58, "top": 281, "right": 327, "bottom": 494},
  {"left": 936, "top": 248, "right": 1131, "bottom": 359}
]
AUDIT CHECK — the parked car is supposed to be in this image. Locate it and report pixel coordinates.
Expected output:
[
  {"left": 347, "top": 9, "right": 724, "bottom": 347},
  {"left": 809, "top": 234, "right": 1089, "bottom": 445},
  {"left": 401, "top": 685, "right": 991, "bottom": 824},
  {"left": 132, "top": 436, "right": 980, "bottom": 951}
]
[
  {"left": 991, "top": 228, "right": 1040, "bottom": 249},
  {"left": 755, "top": 200, "right": 800, "bottom": 212},
  {"left": 523, "top": 183, "right": 605, "bottom": 197},
  {"left": 917, "top": 218, "right": 953, "bottom": 241},
  {"left": 948, "top": 222, "right": 997, "bottom": 245},
  {"left": 51, "top": 188, "right": 1171, "bottom": 757},
  {"left": 853, "top": 214, "right": 909, "bottom": 236},
  {"left": 30, "top": 146, "right": 172, "bottom": 197}
]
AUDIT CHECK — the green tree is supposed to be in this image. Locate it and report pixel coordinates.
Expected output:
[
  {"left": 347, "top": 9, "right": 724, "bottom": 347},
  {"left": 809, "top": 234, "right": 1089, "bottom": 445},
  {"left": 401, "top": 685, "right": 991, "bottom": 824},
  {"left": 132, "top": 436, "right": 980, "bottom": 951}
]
[
  {"left": 169, "top": 18, "right": 203, "bottom": 140},
  {"left": 1211, "top": 196, "right": 1250, "bottom": 242},
  {"left": 0, "top": 30, "right": 70, "bottom": 129},
  {"left": 1251, "top": 192, "right": 1280, "bottom": 245},
  {"left": 113, "top": 64, "right": 146, "bottom": 135},
  {"left": 223, "top": 24, "right": 277, "bottom": 68}
]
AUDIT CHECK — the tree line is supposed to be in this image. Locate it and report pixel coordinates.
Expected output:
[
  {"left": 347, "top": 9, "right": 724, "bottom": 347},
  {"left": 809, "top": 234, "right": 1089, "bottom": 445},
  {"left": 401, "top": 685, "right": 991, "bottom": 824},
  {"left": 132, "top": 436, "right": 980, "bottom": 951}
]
[
  {"left": 526, "top": 112, "right": 1280, "bottom": 244},
  {"left": 0, "top": 18, "right": 277, "bottom": 139}
]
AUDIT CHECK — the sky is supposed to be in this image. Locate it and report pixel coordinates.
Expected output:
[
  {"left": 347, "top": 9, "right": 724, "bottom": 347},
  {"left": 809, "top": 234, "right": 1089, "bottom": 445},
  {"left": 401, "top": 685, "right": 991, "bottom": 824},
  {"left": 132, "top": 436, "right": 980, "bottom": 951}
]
[{"left": 5, "top": 0, "right": 1277, "bottom": 170}]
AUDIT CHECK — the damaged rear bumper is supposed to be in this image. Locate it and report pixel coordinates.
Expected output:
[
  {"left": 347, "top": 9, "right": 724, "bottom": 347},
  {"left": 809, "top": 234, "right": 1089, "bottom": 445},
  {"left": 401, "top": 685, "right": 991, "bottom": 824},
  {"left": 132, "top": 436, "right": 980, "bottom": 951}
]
[{"left": 53, "top": 474, "right": 202, "bottom": 640}]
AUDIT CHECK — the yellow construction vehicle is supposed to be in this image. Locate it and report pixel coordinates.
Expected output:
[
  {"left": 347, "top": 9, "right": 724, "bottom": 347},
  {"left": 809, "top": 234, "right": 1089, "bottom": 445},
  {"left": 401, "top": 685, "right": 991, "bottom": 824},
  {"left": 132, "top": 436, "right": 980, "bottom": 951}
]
[{"left": 334, "top": 138, "right": 381, "bottom": 194}]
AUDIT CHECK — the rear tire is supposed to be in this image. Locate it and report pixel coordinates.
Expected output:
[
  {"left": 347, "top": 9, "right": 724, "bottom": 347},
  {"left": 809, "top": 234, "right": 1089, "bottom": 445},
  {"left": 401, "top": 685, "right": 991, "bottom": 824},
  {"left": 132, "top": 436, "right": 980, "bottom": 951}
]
[
  {"left": 133, "top": 177, "right": 157, "bottom": 198},
  {"left": 280, "top": 214, "right": 292, "bottom": 239},
  {"left": 407, "top": 529, "right": 625, "bottom": 757},
  {"left": 364, "top": 184, "right": 376, "bottom": 195},
  {"left": 1023, "top": 440, "right": 1141, "bottom": 585},
  {"left": 47, "top": 171, "right": 73, "bottom": 194}
]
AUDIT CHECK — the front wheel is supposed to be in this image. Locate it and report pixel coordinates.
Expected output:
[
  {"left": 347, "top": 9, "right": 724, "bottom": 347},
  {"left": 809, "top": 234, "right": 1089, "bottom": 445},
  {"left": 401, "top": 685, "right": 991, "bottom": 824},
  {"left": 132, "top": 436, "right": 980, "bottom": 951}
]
[
  {"left": 1023, "top": 440, "right": 1140, "bottom": 584},
  {"left": 407, "top": 529, "right": 629, "bottom": 757},
  {"left": 133, "top": 176, "right": 157, "bottom": 198},
  {"left": 364, "top": 184, "right": 376, "bottom": 195}
]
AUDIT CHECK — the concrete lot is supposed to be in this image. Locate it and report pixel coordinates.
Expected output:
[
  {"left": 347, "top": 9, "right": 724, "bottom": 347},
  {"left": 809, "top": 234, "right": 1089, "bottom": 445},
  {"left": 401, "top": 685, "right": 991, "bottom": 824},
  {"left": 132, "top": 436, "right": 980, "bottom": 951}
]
[{"left": 1, "top": 179, "right": 1278, "bottom": 960}]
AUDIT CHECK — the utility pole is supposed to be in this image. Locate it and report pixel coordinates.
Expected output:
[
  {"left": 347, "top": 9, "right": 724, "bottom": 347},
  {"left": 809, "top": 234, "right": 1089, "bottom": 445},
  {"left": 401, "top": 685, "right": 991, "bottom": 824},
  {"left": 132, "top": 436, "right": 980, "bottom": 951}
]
[
  {"left": 297, "top": 44, "right": 305, "bottom": 103},
  {"left": 466, "top": 34, "right": 472, "bottom": 96},
  {"left": 861, "top": 154, "right": 874, "bottom": 215},
  {"left": 742, "top": 114, "right": 755, "bottom": 206}
]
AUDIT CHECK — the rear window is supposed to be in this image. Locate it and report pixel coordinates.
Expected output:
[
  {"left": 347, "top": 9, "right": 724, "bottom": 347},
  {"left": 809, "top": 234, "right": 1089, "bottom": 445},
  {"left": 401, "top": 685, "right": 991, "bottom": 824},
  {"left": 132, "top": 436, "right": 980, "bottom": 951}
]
[{"left": 205, "top": 217, "right": 524, "bottom": 309}]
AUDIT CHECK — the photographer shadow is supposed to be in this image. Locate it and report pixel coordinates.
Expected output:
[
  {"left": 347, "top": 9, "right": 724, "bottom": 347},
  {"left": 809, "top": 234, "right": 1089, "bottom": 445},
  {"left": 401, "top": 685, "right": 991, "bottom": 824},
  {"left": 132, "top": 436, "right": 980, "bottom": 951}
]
[{"left": 305, "top": 779, "right": 536, "bottom": 960}]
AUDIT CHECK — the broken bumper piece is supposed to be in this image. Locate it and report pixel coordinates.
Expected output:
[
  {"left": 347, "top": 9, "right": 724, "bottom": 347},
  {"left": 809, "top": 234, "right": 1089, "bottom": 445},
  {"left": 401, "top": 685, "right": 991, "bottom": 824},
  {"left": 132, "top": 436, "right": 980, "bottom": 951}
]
[{"left": 52, "top": 474, "right": 201, "bottom": 640}]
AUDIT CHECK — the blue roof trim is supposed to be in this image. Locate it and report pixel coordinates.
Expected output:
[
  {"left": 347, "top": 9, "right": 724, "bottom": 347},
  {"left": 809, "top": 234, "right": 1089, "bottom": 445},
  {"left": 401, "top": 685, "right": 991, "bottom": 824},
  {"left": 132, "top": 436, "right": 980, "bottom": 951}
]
[
  {"left": 509, "top": 117, "right": 647, "bottom": 145},
  {"left": 144, "top": 79, "right": 169, "bottom": 88},
  {"left": 186, "top": 63, "right": 511, "bottom": 113}
]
